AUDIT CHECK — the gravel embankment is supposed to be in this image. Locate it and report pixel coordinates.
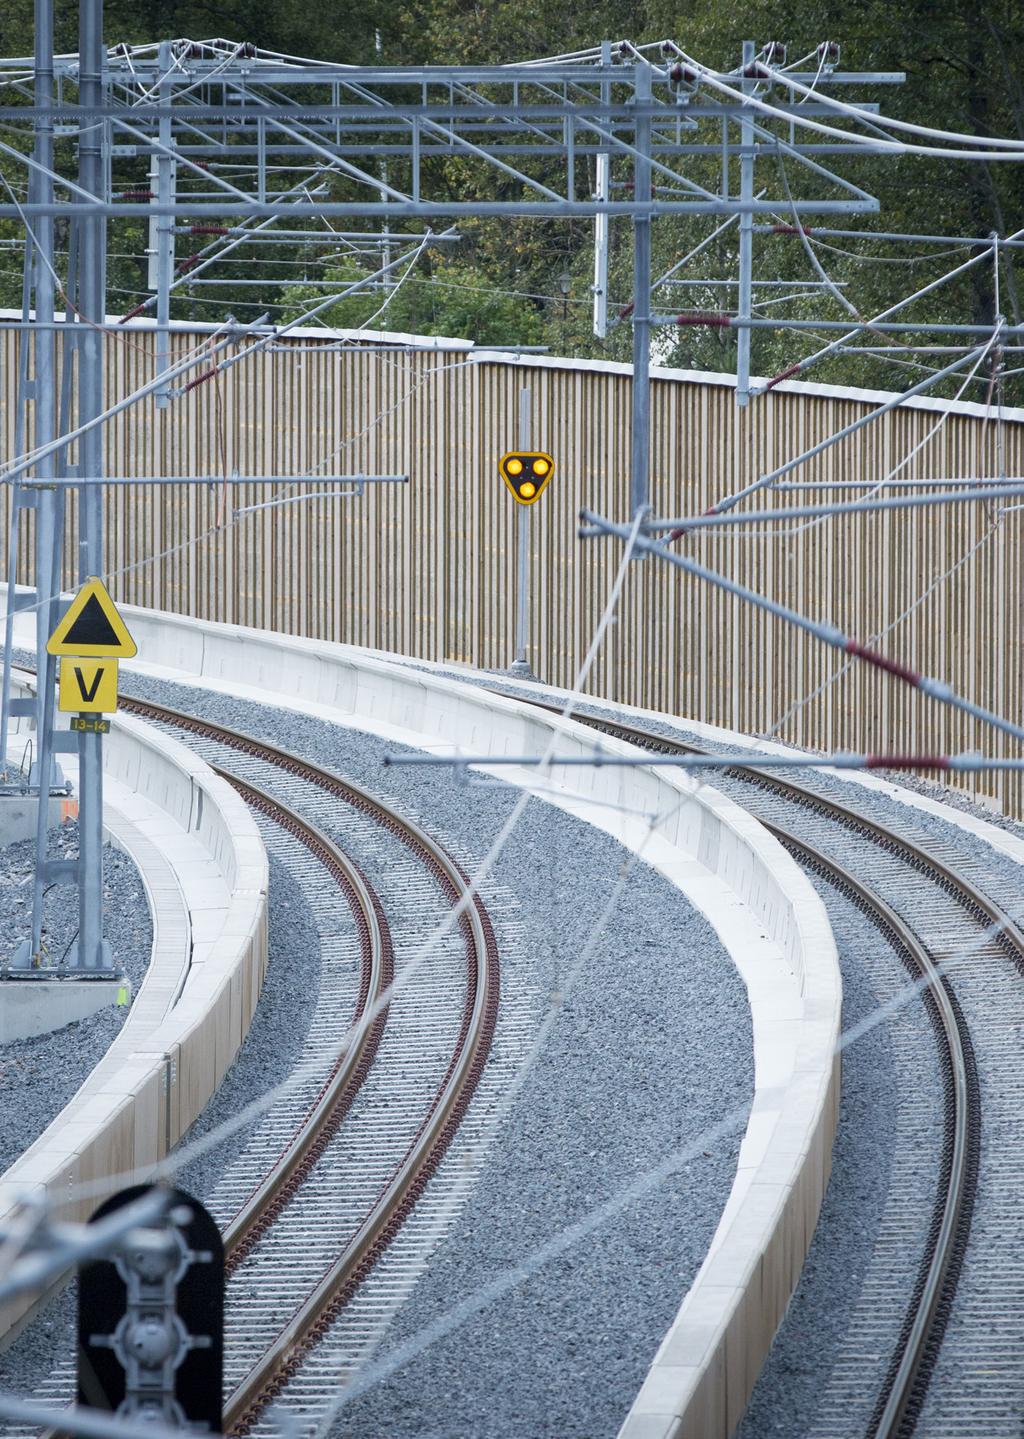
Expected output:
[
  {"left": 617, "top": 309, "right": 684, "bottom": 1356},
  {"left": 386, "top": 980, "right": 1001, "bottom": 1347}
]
[{"left": 0, "top": 821, "right": 152, "bottom": 1176}]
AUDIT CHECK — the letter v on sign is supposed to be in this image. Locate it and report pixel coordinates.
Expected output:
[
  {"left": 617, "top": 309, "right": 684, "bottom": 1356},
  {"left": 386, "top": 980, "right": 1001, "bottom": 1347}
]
[{"left": 58, "top": 659, "right": 119, "bottom": 715}]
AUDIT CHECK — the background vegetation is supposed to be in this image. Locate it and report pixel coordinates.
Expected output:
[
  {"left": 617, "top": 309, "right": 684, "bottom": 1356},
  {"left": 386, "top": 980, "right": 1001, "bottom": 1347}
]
[{"left": 0, "top": 0, "right": 1021, "bottom": 397}]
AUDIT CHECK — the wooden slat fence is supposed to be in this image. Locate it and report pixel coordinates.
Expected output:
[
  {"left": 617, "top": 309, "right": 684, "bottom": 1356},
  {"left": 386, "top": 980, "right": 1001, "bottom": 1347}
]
[{"left": 3, "top": 326, "right": 1022, "bottom": 813}]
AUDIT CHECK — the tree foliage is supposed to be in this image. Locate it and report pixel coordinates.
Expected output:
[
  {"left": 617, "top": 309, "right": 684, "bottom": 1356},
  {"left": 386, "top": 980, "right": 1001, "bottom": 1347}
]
[{"left": 2, "top": 0, "right": 1023, "bottom": 398}]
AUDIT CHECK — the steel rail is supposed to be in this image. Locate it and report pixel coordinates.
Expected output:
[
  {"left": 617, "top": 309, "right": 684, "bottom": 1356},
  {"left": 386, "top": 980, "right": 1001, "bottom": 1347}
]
[
  {"left": 115, "top": 695, "right": 500, "bottom": 1436},
  {"left": 758, "top": 821, "right": 975, "bottom": 1439},
  {"left": 510, "top": 696, "right": 1011, "bottom": 1439},
  {"left": 38, "top": 715, "right": 394, "bottom": 1439},
  {"left": 208, "top": 770, "right": 393, "bottom": 1265}
]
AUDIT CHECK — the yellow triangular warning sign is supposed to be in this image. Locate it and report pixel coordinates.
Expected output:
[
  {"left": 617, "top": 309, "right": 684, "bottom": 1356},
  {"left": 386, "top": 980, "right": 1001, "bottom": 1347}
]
[{"left": 46, "top": 578, "right": 137, "bottom": 658}]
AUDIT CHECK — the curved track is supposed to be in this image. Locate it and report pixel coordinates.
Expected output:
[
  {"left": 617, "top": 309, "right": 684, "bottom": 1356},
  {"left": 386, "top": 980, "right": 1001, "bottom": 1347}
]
[
  {"left": 517, "top": 696, "right": 1024, "bottom": 1439},
  {"left": 212, "top": 772, "right": 394, "bottom": 1265},
  {"left": 33, "top": 679, "right": 1023, "bottom": 1435},
  {"left": 118, "top": 695, "right": 502, "bottom": 1433},
  {"left": 26, "top": 694, "right": 501, "bottom": 1439}
]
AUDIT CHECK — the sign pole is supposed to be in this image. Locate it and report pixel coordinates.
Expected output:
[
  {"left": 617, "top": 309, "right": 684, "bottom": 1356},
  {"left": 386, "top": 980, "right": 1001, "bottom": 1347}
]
[
  {"left": 630, "top": 60, "right": 652, "bottom": 524},
  {"left": 76, "top": 722, "right": 104, "bottom": 967},
  {"left": 509, "top": 387, "right": 534, "bottom": 679},
  {"left": 75, "top": 0, "right": 107, "bottom": 969}
]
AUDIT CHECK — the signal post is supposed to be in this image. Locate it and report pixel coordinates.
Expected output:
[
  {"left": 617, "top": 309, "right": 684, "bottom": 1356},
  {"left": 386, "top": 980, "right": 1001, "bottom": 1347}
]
[{"left": 502, "top": 387, "right": 554, "bottom": 679}]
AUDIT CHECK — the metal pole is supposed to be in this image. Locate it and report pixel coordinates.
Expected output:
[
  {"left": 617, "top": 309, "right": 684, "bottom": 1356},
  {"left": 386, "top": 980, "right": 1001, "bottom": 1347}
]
[
  {"left": 32, "top": 0, "right": 56, "bottom": 731},
  {"left": 153, "top": 39, "right": 175, "bottom": 408},
  {"left": 630, "top": 61, "right": 652, "bottom": 522},
  {"left": 0, "top": 508, "right": 20, "bottom": 775},
  {"left": 0, "top": 230, "right": 39, "bottom": 776},
  {"left": 75, "top": 0, "right": 109, "bottom": 970},
  {"left": 375, "top": 29, "right": 393, "bottom": 289},
  {"left": 20, "top": 0, "right": 61, "bottom": 967},
  {"left": 735, "top": 41, "right": 756, "bottom": 407},
  {"left": 508, "top": 387, "right": 534, "bottom": 679},
  {"left": 592, "top": 40, "right": 611, "bottom": 339},
  {"left": 77, "top": 0, "right": 105, "bottom": 580}
]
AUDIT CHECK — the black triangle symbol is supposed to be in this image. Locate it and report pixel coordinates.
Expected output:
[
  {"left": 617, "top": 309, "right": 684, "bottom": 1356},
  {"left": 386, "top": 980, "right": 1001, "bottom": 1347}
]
[{"left": 63, "top": 593, "right": 120, "bottom": 648}]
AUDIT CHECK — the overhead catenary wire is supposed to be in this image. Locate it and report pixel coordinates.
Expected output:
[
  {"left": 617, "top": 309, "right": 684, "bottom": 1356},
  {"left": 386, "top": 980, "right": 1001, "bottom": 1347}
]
[
  {"left": 767, "top": 521, "right": 1002, "bottom": 739},
  {"left": 582, "top": 508, "right": 1024, "bottom": 752},
  {"left": 0, "top": 229, "right": 441, "bottom": 488},
  {"left": 663, "top": 337, "right": 1001, "bottom": 539},
  {"left": 761, "top": 60, "right": 1024, "bottom": 153},
  {"left": 664, "top": 50, "right": 1024, "bottom": 162},
  {"left": 651, "top": 479, "right": 1024, "bottom": 532},
  {"left": 704, "top": 329, "right": 1006, "bottom": 539},
  {"left": 751, "top": 246, "right": 1008, "bottom": 394},
  {"left": 389, "top": 748, "right": 1024, "bottom": 775}
]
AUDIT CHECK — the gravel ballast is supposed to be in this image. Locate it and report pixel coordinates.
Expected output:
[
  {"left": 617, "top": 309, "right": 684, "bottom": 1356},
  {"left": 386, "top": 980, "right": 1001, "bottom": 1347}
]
[{"left": 0, "top": 820, "right": 152, "bottom": 1176}]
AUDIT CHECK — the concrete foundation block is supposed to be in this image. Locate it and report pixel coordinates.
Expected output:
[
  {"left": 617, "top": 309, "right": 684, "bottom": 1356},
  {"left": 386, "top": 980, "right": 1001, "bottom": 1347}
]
[
  {"left": 0, "top": 793, "right": 75, "bottom": 846},
  {"left": 0, "top": 975, "right": 130, "bottom": 1043}
]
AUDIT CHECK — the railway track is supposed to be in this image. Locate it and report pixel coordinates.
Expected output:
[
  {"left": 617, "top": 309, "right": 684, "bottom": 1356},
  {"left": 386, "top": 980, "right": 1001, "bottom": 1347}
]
[
  {"left": 513, "top": 695, "right": 1024, "bottom": 1439},
  {"left": 125, "top": 697, "right": 502, "bottom": 1434},
  {"left": 32, "top": 695, "right": 500, "bottom": 1437},
  {"left": 22, "top": 675, "right": 1024, "bottom": 1434}
]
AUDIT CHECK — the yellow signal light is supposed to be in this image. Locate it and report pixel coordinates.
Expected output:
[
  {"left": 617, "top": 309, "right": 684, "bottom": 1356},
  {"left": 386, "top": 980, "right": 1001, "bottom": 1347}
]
[{"left": 499, "top": 450, "right": 555, "bottom": 505}]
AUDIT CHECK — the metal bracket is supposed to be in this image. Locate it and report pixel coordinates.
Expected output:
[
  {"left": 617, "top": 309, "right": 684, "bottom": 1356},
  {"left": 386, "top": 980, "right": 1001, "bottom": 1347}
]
[{"left": 61, "top": 938, "right": 115, "bottom": 969}]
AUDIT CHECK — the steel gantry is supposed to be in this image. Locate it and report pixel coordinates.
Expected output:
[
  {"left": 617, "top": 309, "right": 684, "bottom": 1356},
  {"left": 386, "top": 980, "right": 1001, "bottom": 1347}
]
[{"left": 0, "top": 18, "right": 906, "bottom": 972}]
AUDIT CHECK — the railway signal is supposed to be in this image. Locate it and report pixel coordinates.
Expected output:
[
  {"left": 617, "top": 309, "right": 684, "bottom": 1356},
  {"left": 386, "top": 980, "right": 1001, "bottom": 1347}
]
[
  {"left": 499, "top": 451, "right": 554, "bottom": 506},
  {"left": 78, "top": 1184, "right": 224, "bottom": 1428}
]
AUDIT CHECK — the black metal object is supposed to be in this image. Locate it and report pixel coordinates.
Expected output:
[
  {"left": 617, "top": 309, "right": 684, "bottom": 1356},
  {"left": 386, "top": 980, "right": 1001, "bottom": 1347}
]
[{"left": 77, "top": 1184, "right": 223, "bottom": 1430}]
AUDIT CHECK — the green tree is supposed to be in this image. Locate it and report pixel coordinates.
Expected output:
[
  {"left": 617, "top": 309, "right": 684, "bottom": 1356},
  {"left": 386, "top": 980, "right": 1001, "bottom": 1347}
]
[{"left": 281, "top": 250, "right": 546, "bottom": 346}]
